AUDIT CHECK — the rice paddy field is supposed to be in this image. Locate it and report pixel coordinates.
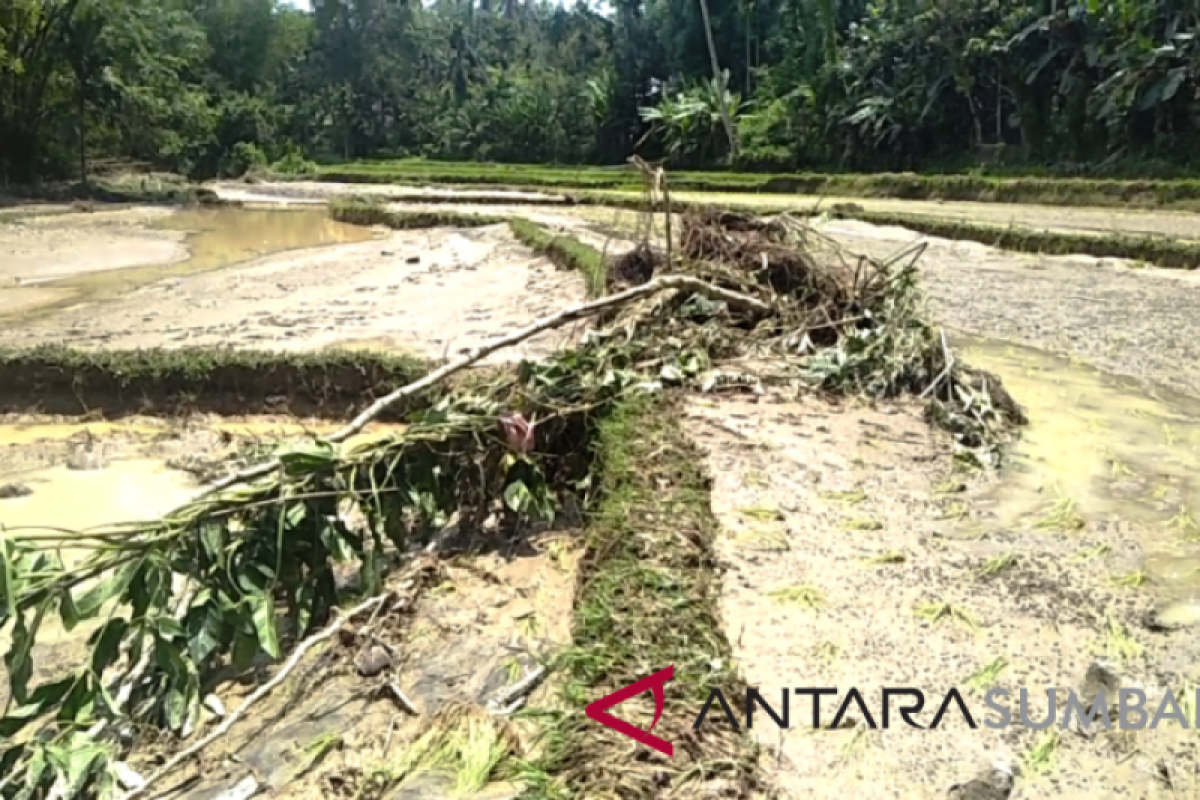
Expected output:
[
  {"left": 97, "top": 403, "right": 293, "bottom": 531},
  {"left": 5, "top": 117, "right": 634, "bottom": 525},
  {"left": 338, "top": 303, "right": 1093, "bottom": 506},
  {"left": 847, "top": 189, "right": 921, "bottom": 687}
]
[{"left": 2, "top": 171, "right": 1200, "bottom": 799}]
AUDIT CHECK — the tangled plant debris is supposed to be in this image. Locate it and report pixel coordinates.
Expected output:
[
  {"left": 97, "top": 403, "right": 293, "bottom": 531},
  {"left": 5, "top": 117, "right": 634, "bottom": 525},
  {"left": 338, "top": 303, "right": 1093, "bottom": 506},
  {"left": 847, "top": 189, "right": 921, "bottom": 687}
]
[{"left": 0, "top": 198, "right": 1025, "bottom": 800}]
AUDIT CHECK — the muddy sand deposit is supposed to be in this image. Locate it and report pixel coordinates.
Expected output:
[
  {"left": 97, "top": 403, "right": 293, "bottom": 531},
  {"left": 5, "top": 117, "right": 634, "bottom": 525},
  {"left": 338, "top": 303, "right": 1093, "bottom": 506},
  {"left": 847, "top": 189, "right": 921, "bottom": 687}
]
[
  {"left": 3, "top": 198, "right": 1200, "bottom": 799},
  {"left": 1, "top": 214, "right": 589, "bottom": 362}
]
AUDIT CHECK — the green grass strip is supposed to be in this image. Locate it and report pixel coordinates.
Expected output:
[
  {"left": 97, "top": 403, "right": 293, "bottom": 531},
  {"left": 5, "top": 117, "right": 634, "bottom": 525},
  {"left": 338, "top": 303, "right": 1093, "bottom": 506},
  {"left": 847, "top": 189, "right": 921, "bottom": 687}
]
[
  {"left": 839, "top": 210, "right": 1200, "bottom": 269},
  {"left": 0, "top": 345, "right": 430, "bottom": 417},
  {"left": 310, "top": 158, "right": 1200, "bottom": 211},
  {"left": 507, "top": 218, "right": 608, "bottom": 297},
  {"left": 327, "top": 197, "right": 506, "bottom": 228},
  {"left": 517, "top": 394, "right": 759, "bottom": 799}
]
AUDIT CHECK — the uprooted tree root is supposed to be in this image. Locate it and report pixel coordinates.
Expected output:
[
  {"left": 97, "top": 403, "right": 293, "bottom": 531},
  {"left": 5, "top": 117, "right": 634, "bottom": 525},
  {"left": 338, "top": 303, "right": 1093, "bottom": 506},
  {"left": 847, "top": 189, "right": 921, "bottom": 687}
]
[{"left": 0, "top": 205, "right": 1025, "bottom": 800}]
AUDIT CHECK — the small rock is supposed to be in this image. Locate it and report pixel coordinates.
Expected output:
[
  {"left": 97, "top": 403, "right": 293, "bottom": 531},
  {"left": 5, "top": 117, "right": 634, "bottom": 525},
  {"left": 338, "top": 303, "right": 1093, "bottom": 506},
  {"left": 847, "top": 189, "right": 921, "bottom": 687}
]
[
  {"left": 203, "top": 693, "right": 226, "bottom": 718},
  {"left": 1074, "top": 661, "right": 1121, "bottom": 735},
  {"left": 948, "top": 762, "right": 1014, "bottom": 800},
  {"left": 1146, "top": 600, "right": 1200, "bottom": 632},
  {"left": 405, "top": 255, "right": 420, "bottom": 264},
  {"left": 0, "top": 483, "right": 32, "bottom": 499},
  {"left": 66, "top": 452, "right": 107, "bottom": 471},
  {"left": 213, "top": 776, "right": 260, "bottom": 800},
  {"left": 356, "top": 644, "right": 393, "bottom": 677},
  {"left": 381, "top": 250, "right": 394, "bottom": 256}
]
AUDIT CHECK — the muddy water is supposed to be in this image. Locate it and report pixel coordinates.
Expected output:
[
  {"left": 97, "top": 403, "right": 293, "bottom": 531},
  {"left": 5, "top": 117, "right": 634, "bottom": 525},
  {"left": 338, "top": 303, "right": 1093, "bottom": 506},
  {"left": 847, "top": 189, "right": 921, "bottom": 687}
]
[
  {"left": 0, "top": 461, "right": 199, "bottom": 554},
  {"left": 4, "top": 208, "right": 376, "bottom": 322},
  {"left": 957, "top": 336, "right": 1200, "bottom": 604}
]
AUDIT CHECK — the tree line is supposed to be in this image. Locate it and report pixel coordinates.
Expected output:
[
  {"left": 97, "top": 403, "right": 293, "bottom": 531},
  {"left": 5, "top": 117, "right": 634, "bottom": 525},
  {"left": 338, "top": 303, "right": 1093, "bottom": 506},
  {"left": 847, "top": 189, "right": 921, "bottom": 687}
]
[{"left": 2, "top": 0, "right": 1199, "bottom": 183}]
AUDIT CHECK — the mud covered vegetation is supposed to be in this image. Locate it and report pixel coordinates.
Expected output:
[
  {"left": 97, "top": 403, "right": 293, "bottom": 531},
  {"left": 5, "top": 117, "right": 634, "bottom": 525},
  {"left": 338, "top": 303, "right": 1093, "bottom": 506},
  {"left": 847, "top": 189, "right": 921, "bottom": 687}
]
[{"left": 0, "top": 207, "right": 1024, "bottom": 800}]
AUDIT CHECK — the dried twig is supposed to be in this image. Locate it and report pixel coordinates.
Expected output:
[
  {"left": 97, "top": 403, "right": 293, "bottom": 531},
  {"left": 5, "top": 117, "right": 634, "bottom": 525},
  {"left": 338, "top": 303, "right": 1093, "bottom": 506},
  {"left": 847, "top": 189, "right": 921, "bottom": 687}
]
[
  {"left": 192, "top": 276, "right": 772, "bottom": 500},
  {"left": 125, "top": 594, "right": 390, "bottom": 800}
]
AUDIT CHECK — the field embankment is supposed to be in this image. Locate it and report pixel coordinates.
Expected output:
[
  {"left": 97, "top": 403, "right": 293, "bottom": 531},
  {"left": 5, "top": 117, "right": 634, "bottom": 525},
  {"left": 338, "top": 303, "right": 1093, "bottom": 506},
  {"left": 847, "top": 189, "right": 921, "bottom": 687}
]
[
  {"left": 305, "top": 159, "right": 1200, "bottom": 211},
  {"left": 219, "top": 178, "right": 1200, "bottom": 271}
]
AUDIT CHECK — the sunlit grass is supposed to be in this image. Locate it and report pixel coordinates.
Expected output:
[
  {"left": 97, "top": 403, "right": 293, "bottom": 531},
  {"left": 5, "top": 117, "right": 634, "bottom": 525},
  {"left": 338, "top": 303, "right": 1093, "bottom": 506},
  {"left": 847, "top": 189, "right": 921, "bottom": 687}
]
[
  {"left": 979, "top": 553, "right": 1018, "bottom": 578},
  {"left": 964, "top": 657, "right": 1009, "bottom": 694},
  {"left": 915, "top": 600, "right": 980, "bottom": 630},
  {"left": 767, "top": 584, "right": 825, "bottom": 609}
]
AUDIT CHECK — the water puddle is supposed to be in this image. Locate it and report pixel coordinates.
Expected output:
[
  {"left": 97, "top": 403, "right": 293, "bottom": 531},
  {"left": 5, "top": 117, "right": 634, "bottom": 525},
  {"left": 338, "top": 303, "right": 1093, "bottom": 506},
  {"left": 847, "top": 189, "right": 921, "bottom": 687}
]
[
  {"left": 4, "top": 208, "right": 376, "bottom": 321},
  {"left": 956, "top": 336, "right": 1200, "bottom": 600},
  {"left": 0, "top": 460, "right": 200, "bottom": 553}
]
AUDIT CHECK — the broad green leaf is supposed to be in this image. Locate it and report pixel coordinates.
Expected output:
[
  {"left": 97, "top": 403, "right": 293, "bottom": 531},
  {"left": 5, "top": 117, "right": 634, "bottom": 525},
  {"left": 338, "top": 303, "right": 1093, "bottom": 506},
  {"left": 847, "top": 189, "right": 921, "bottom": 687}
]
[
  {"left": 284, "top": 503, "right": 307, "bottom": 528},
  {"left": 165, "top": 686, "right": 188, "bottom": 731},
  {"left": 58, "top": 588, "right": 81, "bottom": 631},
  {"left": 4, "top": 602, "right": 47, "bottom": 705},
  {"left": 46, "top": 736, "right": 109, "bottom": 800},
  {"left": 200, "top": 525, "right": 226, "bottom": 565},
  {"left": 155, "top": 615, "right": 185, "bottom": 639},
  {"left": 231, "top": 627, "right": 258, "bottom": 671},
  {"left": 504, "top": 480, "right": 533, "bottom": 514},
  {"left": 248, "top": 593, "right": 281, "bottom": 659},
  {"left": 0, "top": 531, "right": 16, "bottom": 624},
  {"left": 20, "top": 745, "right": 47, "bottom": 797},
  {"left": 88, "top": 618, "right": 130, "bottom": 674},
  {"left": 0, "top": 677, "right": 75, "bottom": 737},
  {"left": 186, "top": 601, "right": 224, "bottom": 664},
  {"left": 76, "top": 562, "right": 138, "bottom": 618},
  {"left": 59, "top": 674, "right": 98, "bottom": 725}
]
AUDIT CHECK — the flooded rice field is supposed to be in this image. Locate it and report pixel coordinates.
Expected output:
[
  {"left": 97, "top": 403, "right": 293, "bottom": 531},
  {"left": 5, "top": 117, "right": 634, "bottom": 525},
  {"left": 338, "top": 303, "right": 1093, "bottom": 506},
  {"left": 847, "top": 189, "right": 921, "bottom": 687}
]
[
  {"left": 4, "top": 192, "right": 1200, "bottom": 798},
  {"left": 0, "top": 207, "right": 375, "bottom": 320},
  {"left": 0, "top": 205, "right": 589, "bottom": 361}
]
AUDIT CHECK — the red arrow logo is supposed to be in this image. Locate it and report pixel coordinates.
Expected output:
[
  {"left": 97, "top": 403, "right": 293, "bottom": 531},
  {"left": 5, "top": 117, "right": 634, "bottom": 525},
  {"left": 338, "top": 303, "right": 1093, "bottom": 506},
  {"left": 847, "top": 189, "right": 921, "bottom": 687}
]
[{"left": 584, "top": 665, "right": 675, "bottom": 757}]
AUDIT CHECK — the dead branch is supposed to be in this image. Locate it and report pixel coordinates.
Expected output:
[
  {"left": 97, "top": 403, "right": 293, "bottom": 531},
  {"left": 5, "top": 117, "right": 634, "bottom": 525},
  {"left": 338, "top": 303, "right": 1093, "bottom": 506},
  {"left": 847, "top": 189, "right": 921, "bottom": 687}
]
[
  {"left": 195, "top": 275, "right": 773, "bottom": 499},
  {"left": 125, "top": 594, "right": 389, "bottom": 800}
]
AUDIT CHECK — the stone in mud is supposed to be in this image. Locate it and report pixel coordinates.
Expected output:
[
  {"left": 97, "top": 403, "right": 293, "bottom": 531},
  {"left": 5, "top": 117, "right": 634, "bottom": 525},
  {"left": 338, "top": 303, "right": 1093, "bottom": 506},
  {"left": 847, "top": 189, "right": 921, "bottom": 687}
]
[
  {"left": 1145, "top": 600, "right": 1200, "bottom": 632},
  {"left": 0, "top": 482, "right": 32, "bottom": 498},
  {"left": 947, "top": 763, "right": 1014, "bottom": 800},
  {"left": 1073, "top": 661, "right": 1121, "bottom": 736},
  {"left": 356, "top": 643, "right": 394, "bottom": 677}
]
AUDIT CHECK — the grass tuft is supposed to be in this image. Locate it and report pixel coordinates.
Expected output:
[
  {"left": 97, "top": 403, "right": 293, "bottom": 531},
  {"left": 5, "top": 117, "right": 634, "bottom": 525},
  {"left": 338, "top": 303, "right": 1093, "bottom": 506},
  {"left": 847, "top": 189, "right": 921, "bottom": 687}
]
[
  {"left": 767, "top": 584, "right": 825, "bottom": 609},
  {"left": 964, "top": 657, "right": 1009, "bottom": 694},
  {"left": 1024, "top": 731, "right": 1060, "bottom": 773},
  {"left": 915, "top": 600, "right": 980, "bottom": 630},
  {"left": 979, "top": 553, "right": 1018, "bottom": 578},
  {"left": 507, "top": 218, "right": 608, "bottom": 297},
  {"left": 0, "top": 344, "right": 429, "bottom": 417}
]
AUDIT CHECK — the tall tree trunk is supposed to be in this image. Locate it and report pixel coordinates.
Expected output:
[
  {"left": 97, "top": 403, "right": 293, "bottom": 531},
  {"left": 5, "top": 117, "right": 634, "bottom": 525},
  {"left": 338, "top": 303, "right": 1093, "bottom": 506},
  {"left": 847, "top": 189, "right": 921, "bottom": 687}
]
[
  {"left": 696, "top": 0, "right": 739, "bottom": 159},
  {"left": 78, "top": 86, "right": 87, "bottom": 184}
]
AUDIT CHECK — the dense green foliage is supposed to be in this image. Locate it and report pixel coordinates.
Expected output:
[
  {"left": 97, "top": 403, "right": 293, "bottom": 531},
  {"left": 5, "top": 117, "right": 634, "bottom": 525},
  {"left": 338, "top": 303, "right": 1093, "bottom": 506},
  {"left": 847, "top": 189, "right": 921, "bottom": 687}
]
[{"left": 3, "top": 0, "right": 1200, "bottom": 183}]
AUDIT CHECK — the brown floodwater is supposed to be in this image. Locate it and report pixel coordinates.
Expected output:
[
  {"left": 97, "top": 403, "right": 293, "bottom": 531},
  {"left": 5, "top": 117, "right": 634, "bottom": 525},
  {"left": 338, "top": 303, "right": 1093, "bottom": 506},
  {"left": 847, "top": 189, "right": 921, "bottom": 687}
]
[
  {"left": 956, "top": 336, "right": 1200, "bottom": 611},
  {"left": 0, "top": 416, "right": 404, "bottom": 541},
  {"left": 2, "top": 207, "right": 377, "bottom": 322}
]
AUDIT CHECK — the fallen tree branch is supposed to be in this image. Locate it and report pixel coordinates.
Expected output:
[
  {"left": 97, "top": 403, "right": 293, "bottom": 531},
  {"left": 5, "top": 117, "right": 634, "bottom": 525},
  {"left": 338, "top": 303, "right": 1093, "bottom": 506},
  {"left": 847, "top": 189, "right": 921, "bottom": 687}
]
[
  {"left": 195, "top": 275, "right": 772, "bottom": 499},
  {"left": 125, "top": 593, "right": 390, "bottom": 800}
]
